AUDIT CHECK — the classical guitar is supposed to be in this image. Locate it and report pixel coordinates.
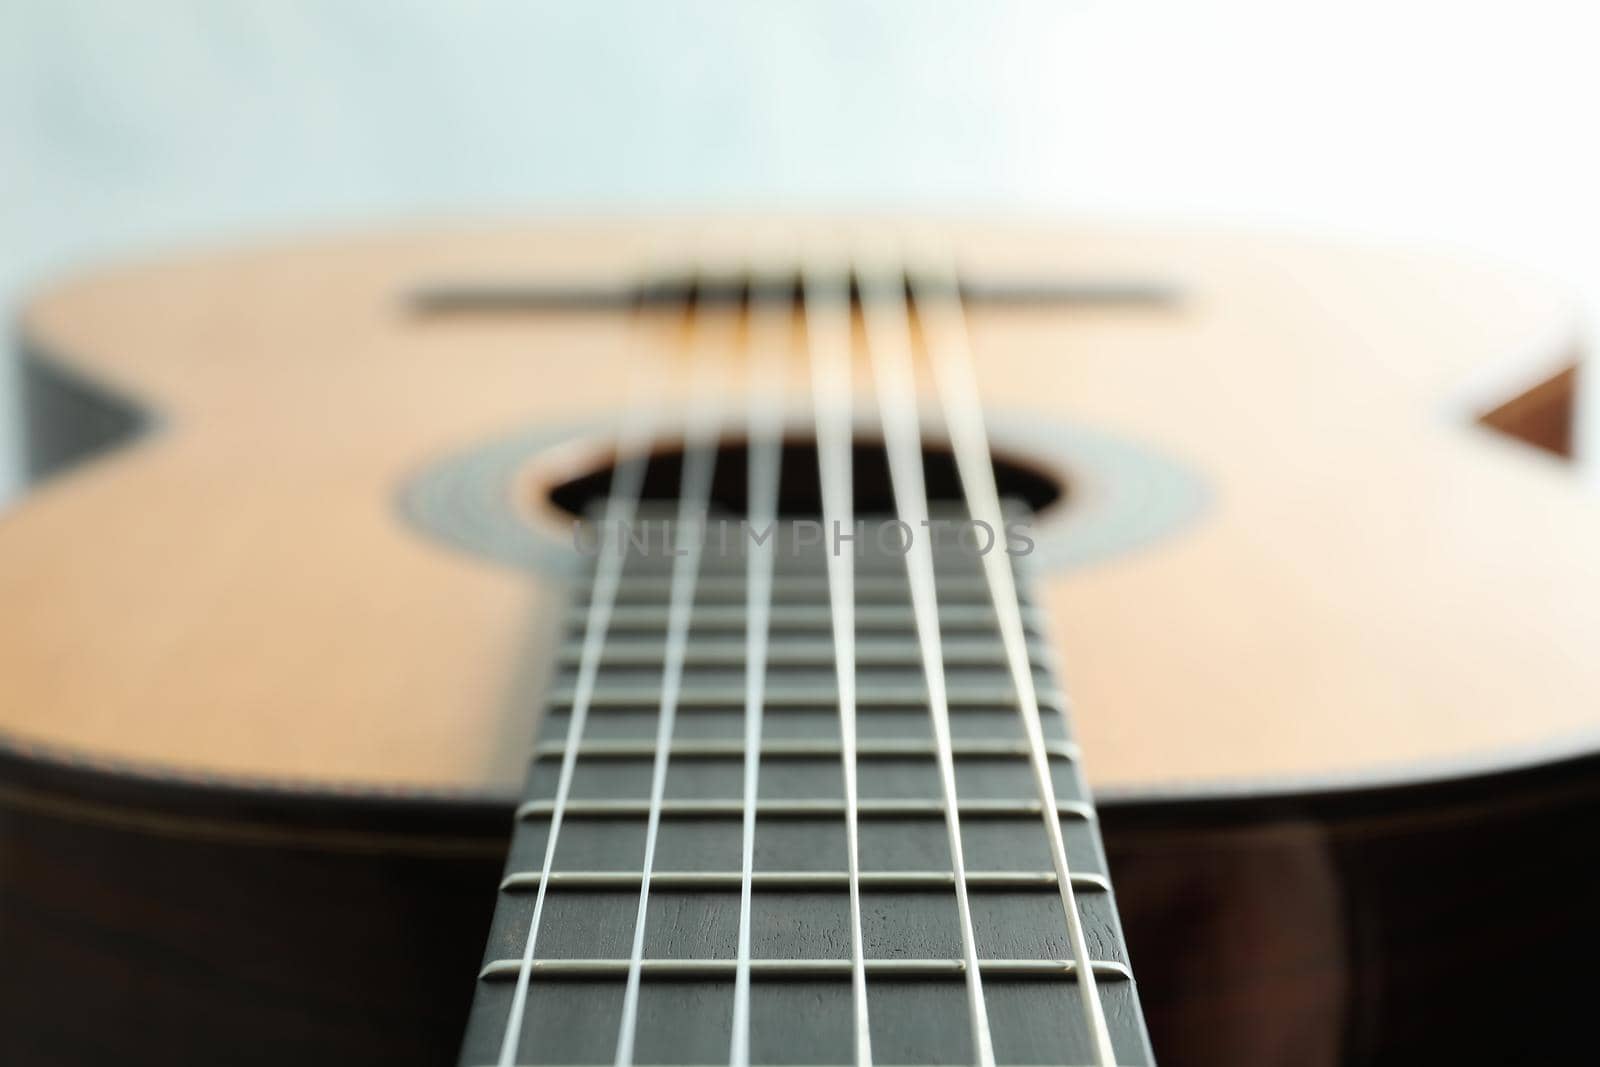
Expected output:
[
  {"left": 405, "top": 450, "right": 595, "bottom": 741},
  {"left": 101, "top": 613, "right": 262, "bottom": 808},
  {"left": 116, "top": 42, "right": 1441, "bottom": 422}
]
[{"left": 2, "top": 221, "right": 1597, "bottom": 1067}]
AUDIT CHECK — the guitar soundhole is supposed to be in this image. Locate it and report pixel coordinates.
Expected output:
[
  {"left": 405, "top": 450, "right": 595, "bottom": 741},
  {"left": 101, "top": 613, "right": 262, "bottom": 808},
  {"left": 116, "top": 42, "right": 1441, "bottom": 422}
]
[{"left": 545, "top": 437, "right": 1065, "bottom": 518}]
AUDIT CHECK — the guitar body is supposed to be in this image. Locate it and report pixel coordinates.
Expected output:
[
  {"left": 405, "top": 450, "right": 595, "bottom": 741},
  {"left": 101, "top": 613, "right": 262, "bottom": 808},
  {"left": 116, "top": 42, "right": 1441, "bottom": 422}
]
[{"left": 2, "top": 221, "right": 1597, "bottom": 1065}]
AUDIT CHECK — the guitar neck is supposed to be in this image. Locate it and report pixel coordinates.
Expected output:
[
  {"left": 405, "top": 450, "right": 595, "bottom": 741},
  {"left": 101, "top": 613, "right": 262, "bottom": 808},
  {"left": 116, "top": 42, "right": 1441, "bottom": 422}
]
[{"left": 460, "top": 520, "right": 1154, "bottom": 1066}]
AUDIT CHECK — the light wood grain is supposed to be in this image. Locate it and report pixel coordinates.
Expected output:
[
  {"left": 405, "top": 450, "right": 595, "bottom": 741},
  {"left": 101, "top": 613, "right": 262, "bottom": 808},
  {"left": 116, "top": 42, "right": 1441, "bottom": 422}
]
[{"left": 3, "top": 219, "right": 1596, "bottom": 798}]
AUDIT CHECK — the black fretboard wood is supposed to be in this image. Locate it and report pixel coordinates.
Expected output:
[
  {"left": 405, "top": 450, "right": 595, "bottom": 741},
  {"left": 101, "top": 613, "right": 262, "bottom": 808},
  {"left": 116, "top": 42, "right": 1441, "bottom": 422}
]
[{"left": 459, "top": 525, "right": 1153, "bottom": 1066}]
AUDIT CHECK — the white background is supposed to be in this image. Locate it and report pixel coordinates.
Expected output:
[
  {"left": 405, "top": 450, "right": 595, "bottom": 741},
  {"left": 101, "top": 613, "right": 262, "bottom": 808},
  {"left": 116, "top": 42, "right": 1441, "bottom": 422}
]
[{"left": 4, "top": 0, "right": 1597, "bottom": 500}]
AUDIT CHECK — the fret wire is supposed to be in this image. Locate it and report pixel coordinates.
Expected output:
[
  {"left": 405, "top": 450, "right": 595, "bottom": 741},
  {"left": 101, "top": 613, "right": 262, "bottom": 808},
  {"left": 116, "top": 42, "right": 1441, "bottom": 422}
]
[
  {"left": 500, "top": 870, "right": 1112, "bottom": 891},
  {"left": 515, "top": 797, "right": 1097, "bottom": 819},
  {"left": 621, "top": 545, "right": 998, "bottom": 568},
  {"left": 609, "top": 573, "right": 998, "bottom": 595},
  {"left": 481, "top": 957, "right": 1136, "bottom": 981},
  {"left": 572, "top": 603, "right": 1045, "bottom": 627},
  {"left": 548, "top": 701, "right": 1070, "bottom": 722},
  {"left": 613, "top": 547, "right": 1002, "bottom": 562},
  {"left": 593, "top": 625, "right": 1041, "bottom": 644},
  {"left": 530, "top": 739, "right": 1081, "bottom": 760},
  {"left": 494, "top": 301, "right": 669, "bottom": 1067},
  {"left": 606, "top": 589, "right": 1007, "bottom": 608},
  {"left": 544, "top": 684, "right": 1068, "bottom": 711},
  {"left": 558, "top": 636, "right": 1049, "bottom": 669},
  {"left": 730, "top": 253, "right": 786, "bottom": 1067},
  {"left": 910, "top": 248, "right": 1119, "bottom": 1067},
  {"left": 859, "top": 243, "right": 995, "bottom": 1067},
  {"left": 806, "top": 249, "right": 875, "bottom": 1067},
  {"left": 611, "top": 270, "right": 727, "bottom": 1067}
]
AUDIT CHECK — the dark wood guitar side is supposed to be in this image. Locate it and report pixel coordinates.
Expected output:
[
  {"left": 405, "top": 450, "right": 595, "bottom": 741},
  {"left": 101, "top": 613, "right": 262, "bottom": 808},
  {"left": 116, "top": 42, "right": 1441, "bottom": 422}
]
[{"left": 6, "top": 731, "right": 1598, "bottom": 1066}]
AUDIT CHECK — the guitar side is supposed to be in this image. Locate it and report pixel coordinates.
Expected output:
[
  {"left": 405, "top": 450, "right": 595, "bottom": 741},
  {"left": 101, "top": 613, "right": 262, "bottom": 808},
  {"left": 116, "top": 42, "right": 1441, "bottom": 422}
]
[{"left": 5, "top": 698, "right": 1598, "bottom": 1066}]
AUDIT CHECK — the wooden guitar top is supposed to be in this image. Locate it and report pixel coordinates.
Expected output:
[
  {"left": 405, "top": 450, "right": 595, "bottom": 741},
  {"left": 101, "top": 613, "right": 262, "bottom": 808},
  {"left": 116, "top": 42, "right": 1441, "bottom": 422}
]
[{"left": 3, "top": 220, "right": 1595, "bottom": 800}]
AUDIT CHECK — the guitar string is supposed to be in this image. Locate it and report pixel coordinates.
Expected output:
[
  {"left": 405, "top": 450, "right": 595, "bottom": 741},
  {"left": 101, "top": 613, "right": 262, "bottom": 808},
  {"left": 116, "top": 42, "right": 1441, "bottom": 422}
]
[
  {"left": 503, "top": 235, "right": 1109, "bottom": 1067},
  {"left": 857, "top": 240, "right": 996, "bottom": 1067},
  {"left": 496, "top": 280, "right": 673, "bottom": 1067},
  {"left": 729, "top": 258, "right": 788, "bottom": 1067},
  {"left": 613, "top": 263, "right": 727, "bottom": 1067},
  {"left": 805, "top": 247, "right": 875, "bottom": 1067},
  {"left": 909, "top": 243, "right": 1119, "bottom": 1066}
]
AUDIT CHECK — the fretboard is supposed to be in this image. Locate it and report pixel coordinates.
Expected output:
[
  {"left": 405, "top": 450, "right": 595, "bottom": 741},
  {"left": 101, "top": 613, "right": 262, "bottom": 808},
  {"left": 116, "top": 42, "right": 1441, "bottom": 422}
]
[{"left": 459, "top": 524, "right": 1153, "bottom": 1066}]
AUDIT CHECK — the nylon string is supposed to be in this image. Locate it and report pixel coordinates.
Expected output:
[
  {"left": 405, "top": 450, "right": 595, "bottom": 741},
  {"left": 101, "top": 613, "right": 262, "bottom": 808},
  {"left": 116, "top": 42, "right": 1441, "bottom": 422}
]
[
  {"left": 858, "top": 241, "right": 996, "bottom": 1067},
  {"left": 497, "top": 282, "right": 675, "bottom": 1067},
  {"left": 910, "top": 244, "right": 1117, "bottom": 1066},
  {"left": 613, "top": 266, "right": 729, "bottom": 1067},
  {"left": 729, "top": 261, "right": 789, "bottom": 1067},
  {"left": 806, "top": 249, "right": 875, "bottom": 1067}
]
